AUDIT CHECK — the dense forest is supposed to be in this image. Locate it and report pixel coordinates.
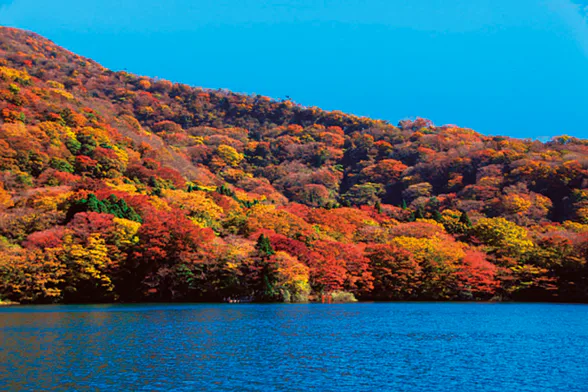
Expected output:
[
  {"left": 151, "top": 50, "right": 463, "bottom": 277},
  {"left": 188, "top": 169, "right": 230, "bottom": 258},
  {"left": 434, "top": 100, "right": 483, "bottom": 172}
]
[{"left": 0, "top": 26, "right": 587, "bottom": 304}]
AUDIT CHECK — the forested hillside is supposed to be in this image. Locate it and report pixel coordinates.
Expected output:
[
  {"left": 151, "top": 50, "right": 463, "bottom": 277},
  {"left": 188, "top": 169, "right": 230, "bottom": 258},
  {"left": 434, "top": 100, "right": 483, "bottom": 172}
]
[{"left": 0, "top": 26, "right": 587, "bottom": 304}]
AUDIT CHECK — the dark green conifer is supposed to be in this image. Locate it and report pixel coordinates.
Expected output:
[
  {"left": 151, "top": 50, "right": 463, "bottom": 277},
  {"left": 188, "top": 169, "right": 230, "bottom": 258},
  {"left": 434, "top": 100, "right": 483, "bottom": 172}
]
[
  {"left": 375, "top": 200, "right": 382, "bottom": 214},
  {"left": 86, "top": 193, "right": 107, "bottom": 213},
  {"left": 459, "top": 210, "right": 473, "bottom": 227},
  {"left": 256, "top": 234, "right": 275, "bottom": 256}
]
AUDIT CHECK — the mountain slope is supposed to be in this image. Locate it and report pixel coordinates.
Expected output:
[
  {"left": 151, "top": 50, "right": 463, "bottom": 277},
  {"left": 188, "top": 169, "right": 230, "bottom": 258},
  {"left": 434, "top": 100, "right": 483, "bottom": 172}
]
[{"left": 0, "top": 26, "right": 587, "bottom": 303}]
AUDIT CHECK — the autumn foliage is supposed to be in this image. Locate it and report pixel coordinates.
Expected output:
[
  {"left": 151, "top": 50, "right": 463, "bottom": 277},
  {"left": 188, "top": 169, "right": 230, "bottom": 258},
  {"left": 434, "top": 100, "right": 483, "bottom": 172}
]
[{"left": 0, "top": 27, "right": 587, "bottom": 303}]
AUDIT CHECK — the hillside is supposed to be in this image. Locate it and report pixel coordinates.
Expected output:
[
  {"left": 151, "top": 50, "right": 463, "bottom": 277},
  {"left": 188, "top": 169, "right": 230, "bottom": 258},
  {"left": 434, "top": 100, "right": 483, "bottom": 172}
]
[{"left": 0, "top": 26, "right": 587, "bottom": 303}]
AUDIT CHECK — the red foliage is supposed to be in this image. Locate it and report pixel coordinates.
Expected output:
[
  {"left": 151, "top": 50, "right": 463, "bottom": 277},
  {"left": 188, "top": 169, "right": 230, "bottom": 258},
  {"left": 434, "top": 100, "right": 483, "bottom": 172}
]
[
  {"left": 366, "top": 244, "right": 421, "bottom": 300},
  {"left": 455, "top": 250, "right": 500, "bottom": 298},
  {"left": 75, "top": 155, "right": 99, "bottom": 175},
  {"left": 23, "top": 227, "right": 66, "bottom": 249},
  {"left": 135, "top": 209, "right": 215, "bottom": 265},
  {"left": 308, "top": 240, "right": 373, "bottom": 294},
  {"left": 67, "top": 212, "right": 115, "bottom": 242},
  {"left": 156, "top": 167, "right": 186, "bottom": 188}
]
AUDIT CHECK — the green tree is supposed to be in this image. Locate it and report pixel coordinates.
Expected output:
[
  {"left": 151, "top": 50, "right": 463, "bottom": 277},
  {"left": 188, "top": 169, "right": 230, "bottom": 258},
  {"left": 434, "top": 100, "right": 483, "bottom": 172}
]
[
  {"left": 256, "top": 234, "right": 275, "bottom": 257},
  {"left": 459, "top": 210, "right": 473, "bottom": 228}
]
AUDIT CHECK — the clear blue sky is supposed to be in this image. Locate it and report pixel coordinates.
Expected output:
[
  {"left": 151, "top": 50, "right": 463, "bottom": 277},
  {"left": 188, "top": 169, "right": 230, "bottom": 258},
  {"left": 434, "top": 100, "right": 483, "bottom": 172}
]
[{"left": 1, "top": 0, "right": 588, "bottom": 139}]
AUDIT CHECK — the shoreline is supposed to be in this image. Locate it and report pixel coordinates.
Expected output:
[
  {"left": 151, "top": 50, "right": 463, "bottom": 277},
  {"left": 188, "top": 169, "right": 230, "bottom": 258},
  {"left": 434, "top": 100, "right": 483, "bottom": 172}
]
[
  {"left": 3, "top": 300, "right": 588, "bottom": 307},
  {"left": 0, "top": 300, "right": 20, "bottom": 306}
]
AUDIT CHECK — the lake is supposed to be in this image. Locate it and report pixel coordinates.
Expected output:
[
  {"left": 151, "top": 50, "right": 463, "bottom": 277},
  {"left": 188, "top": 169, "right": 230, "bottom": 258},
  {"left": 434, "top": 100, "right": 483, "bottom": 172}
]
[{"left": 0, "top": 303, "right": 587, "bottom": 391}]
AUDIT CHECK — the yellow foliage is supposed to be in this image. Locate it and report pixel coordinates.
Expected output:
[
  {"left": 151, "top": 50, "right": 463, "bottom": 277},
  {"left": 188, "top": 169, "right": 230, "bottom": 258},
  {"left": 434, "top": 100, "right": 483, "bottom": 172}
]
[
  {"left": 502, "top": 194, "right": 532, "bottom": 214},
  {"left": 50, "top": 88, "right": 74, "bottom": 100},
  {"left": 112, "top": 218, "right": 141, "bottom": 247},
  {"left": 0, "top": 245, "right": 65, "bottom": 303},
  {"left": 415, "top": 218, "right": 445, "bottom": 229},
  {"left": 29, "top": 191, "right": 73, "bottom": 212},
  {"left": 478, "top": 176, "right": 502, "bottom": 187},
  {"left": 533, "top": 194, "right": 552, "bottom": 216},
  {"left": 0, "top": 184, "right": 13, "bottom": 209},
  {"left": 0, "top": 66, "right": 31, "bottom": 83},
  {"left": 78, "top": 126, "right": 110, "bottom": 145},
  {"left": 441, "top": 209, "right": 461, "bottom": 221},
  {"left": 38, "top": 121, "right": 72, "bottom": 145},
  {"left": 106, "top": 179, "right": 138, "bottom": 194},
  {"left": 47, "top": 80, "right": 65, "bottom": 89},
  {"left": 189, "top": 136, "right": 204, "bottom": 145},
  {"left": 47, "top": 80, "right": 73, "bottom": 99},
  {"left": 234, "top": 189, "right": 256, "bottom": 203},
  {"left": 440, "top": 209, "right": 469, "bottom": 234},
  {"left": 216, "top": 144, "right": 244, "bottom": 167},
  {"left": 112, "top": 145, "right": 129, "bottom": 165},
  {"left": 148, "top": 196, "right": 171, "bottom": 211},
  {"left": 274, "top": 251, "right": 311, "bottom": 302},
  {"left": 221, "top": 238, "right": 256, "bottom": 271},
  {"left": 391, "top": 236, "right": 465, "bottom": 265},
  {"left": 333, "top": 207, "right": 379, "bottom": 227},
  {"left": 119, "top": 114, "right": 147, "bottom": 134},
  {"left": 509, "top": 264, "right": 552, "bottom": 292},
  {"left": 192, "top": 184, "right": 217, "bottom": 192},
  {"left": 222, "top": 167, "right": 252, "bottom": 182},
  {"left": 62, "top": 234, "right": 114, "bottom": 294},
  {"left": 562, "top": 221, "right": 588, "bottom": 233},
  {"left": 163, "top": 189, "right": 223, "bottom": 227},
  {"left": 576, "top": 207, "right": 588, "bottom": 224},
  {"left": 246, "top": 204, "right": 313, "bottom": 238},
  {"left": 473, "top": 217, "right": 533, "bottom": 255}
]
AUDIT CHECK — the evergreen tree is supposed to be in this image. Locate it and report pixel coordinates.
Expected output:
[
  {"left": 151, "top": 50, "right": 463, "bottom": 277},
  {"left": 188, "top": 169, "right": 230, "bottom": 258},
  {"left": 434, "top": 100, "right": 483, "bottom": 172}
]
[
  {"left": 256, "top": 234, "right": 275, "bottom": 256},
  {"left": 86, "top": 193, "right": 107, "bottom": 214},
  {"left": 459, "top": 210, "right": 473, "bottom": 227},
  {"left": 217, "top": 184, "right": 235, "bottom": 197},
  {"left": 375, "top": 200, "right": 382, "bottom": 214},
  {"left": 401, "top": 199, "right": 408, "bottom": 210},
  {"left": 262, "top": 272, "right": 279, "bottom": 301},
  {"left": 106, "top": 195, "right": 122, "bottom": 217},
  {"left": 148, "top": 176, "right": 159, "bottom": 188},
  {"left": 106, "top": 196, "right": 142, "bottom": 223},
  {"left": 68, "top": 193, "right": 143, "bottom": 223}
]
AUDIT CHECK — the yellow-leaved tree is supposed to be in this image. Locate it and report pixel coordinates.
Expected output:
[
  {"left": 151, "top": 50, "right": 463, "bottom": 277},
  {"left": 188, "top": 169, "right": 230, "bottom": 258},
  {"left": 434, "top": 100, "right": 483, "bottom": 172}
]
[
  {"left": 162, "top": 189, "right": 223, "bottom": 229},
  {"left": 273, "top": 251, "right": 311, "bottom": 302},
  {"left": 60, "top": 234, "right": 115, "bottom": 301},
  {"left": 216, "top": 144, "right": 244, "bottom": 167},
  {"left": 390, "top": 235, "right": 464, "bottom": 299},
  {"left": 0, "top": 239, "right": 65, "bottom": 303},
  {"left": 0, "top": 183, "right": 13, "bottom": 209},
  {"left": 112, "top": 217, "right": 141, "bottom": 247},
  {"left": 472, "top": 217, "right": 534, "bottom": 261}
]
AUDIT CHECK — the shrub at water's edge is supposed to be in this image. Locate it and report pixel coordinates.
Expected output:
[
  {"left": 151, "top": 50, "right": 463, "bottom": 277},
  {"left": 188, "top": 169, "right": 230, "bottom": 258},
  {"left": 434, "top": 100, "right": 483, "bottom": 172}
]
[
  {"left": 0, "top": 298, "right": 19, "bottom": 306},
  {"left": 330, "top": 291, "right": 358, "bottom": 303}
]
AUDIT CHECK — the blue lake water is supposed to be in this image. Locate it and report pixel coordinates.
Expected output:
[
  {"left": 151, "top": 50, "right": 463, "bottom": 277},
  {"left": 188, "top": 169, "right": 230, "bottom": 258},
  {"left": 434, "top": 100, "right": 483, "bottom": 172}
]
[{"left": 0, "top": 303, "right": 587, "bottom": 391}]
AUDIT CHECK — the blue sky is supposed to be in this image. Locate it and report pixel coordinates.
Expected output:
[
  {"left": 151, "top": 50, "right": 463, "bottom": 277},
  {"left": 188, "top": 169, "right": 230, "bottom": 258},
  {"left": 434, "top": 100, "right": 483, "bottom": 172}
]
[{"left": 1, "top": 0, "right": 587, "bottom": 139}]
